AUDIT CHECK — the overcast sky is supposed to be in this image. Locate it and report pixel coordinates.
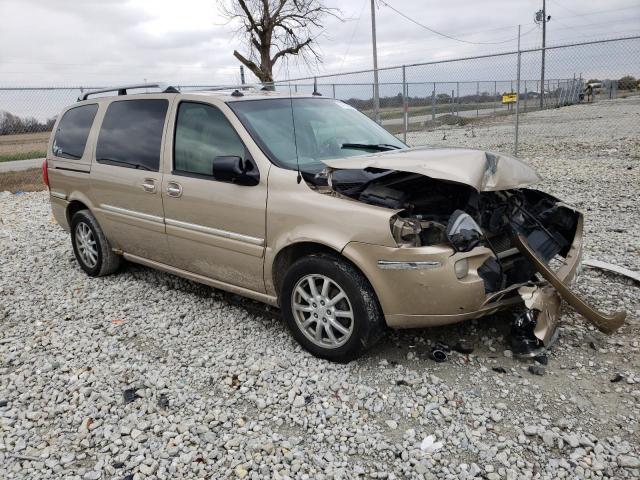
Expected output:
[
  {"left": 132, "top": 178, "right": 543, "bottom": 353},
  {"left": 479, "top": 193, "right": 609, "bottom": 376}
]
[{"left": 1, "top": 0, "right": 638, "bottom": 87}]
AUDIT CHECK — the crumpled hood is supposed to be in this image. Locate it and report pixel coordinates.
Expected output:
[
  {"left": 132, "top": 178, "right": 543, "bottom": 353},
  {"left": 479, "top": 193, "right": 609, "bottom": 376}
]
[{"left": 323, "top": 147, "right": 541, "bottom": 192}]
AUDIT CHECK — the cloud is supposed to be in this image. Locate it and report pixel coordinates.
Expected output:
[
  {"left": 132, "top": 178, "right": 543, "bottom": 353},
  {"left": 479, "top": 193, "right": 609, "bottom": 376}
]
[{"left": 0, "top": 0, "right": 637, "bottom": 88}]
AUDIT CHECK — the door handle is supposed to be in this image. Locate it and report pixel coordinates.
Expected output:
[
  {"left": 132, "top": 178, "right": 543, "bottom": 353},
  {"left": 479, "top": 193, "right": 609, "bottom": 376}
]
[
  {"left": 166, "top": 181, "right": 183, "bottom": 198},
  {"left": 141, "top": 178, "right": 156, "bottom": 193}
]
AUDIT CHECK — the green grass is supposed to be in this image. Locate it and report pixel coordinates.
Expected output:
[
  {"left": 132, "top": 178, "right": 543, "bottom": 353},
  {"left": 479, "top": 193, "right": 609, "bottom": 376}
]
[
  {"left": 0, "top": 151, "right": 46, "bottom": 162},
  {"left": 365, "top": 102, "right": 500, "bottom": 121}
]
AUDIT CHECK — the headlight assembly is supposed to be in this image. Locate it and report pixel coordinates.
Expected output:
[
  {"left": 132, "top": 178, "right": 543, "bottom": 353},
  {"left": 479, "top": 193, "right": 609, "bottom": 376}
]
[
  {"left": 390, "top": 215, "right": 422, "bottom": 247},
  {"left": 390, "top": 215, "right": 446, "bottom": 248}
]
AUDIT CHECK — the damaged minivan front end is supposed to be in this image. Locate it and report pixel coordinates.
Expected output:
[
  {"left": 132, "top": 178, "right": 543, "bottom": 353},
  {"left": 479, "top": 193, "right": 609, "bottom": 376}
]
[{"left": 319, "top": 147, "right": 625, "bottom": 355}]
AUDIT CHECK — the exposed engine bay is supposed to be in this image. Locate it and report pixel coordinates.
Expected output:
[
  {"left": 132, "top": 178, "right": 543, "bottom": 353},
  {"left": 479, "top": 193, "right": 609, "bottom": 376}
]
[
  {"left": 315, "top": 168, "right": 580, "bottom": 293},
  {"left": 308, "top": 164, "right": 625, "bottom": 356}
]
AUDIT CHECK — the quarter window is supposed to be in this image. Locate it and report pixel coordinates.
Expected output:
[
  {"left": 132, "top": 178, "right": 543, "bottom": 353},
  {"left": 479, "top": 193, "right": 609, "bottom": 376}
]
[
  {"left": 96, "top": 99, "right": 168, "bottom": 171},
  {"left": 174, "top": 102, "right": 245, "bottom": 176},
  {"left": 52, "top": 104, "right": 98, "bottom": 160}
]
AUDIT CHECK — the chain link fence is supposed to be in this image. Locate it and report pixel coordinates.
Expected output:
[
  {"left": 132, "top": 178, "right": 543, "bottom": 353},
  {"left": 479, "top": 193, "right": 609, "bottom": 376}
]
[{"left": 1, "top": 36, "right": 638, "bottom": 162}]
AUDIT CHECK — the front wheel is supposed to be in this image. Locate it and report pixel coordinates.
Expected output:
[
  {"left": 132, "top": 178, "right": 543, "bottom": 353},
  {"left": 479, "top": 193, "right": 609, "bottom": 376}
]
[{"left": 281, "top": 254, "right": 385, "bottom": 361}]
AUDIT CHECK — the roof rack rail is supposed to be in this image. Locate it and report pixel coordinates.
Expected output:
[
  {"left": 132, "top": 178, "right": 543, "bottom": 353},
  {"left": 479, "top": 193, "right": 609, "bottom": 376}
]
[
  {"left": 197, "top": 84, "right": 259, "bottom": 92},
  {"left": 77, "top": 83, "right": 180, "bottom": 101}
]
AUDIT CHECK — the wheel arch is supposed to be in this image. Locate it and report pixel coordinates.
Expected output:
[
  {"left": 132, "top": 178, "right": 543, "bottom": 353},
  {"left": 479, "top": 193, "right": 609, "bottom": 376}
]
[
  {"left": 270, "top": 241, "right": 381, "bottom": 309},
  {"left": 67, "top": 199, "right": 90, "bottom": 226}
]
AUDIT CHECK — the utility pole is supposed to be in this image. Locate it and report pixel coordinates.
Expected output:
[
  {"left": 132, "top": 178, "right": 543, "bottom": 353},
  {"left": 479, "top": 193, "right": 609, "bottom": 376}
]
[
  {"left": 240, "top": 65, "right": 245, "bottom": 85},
  {"left": 536, "top": 1, "right": 550, "bottom": 109},
  {"left": 370, "top": 0, "right": 380, "bottom": 123}
]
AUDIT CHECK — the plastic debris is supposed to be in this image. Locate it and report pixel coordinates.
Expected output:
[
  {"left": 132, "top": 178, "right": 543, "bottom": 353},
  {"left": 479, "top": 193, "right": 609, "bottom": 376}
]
[
  {"left": 582, "top": 259, "right": 640, "bottom": 283},
  {"left": 534, "top": 354, "right": 549, "bottom": 365},
  {"left": 610, "top": 373, "right": 624, "bottom": 383},
  {"left": 420, "top": 435, "right": 444, "bottom": 453},
  {"left": 122, "top": 388, "right": 140, "bottom": 404},
  {"left": 431, "top": 348, "right": 448, "bottom": 363}
]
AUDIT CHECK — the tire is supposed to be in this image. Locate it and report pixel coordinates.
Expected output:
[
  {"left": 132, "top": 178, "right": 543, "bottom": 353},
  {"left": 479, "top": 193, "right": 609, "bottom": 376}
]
[
  {"left": 281, "top": 254, "right": 386, "bottom": 361},
  {"left": 70, "top": 209, "right": 121, "bottom": 277}
]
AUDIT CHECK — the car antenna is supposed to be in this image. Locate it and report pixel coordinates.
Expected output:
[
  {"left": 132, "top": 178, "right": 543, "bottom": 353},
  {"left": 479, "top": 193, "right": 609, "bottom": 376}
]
[{"left": 285, "top": 63, "right": 302, "bottom": 184}]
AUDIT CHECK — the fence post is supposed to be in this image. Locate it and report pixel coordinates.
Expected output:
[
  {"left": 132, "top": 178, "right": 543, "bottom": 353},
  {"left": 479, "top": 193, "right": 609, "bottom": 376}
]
[
  {"left": 432, "top": 83, "right": 436, "bottom": 121},
  {"left": 402, "top": 65, "right": 408, "bottom": 143},
  {"left": 372, "top": 84, "right": 376, "bottom": 120},
  {"left": 524, "top": 82, "right": 528, "bottom": 112},
  {"left": 332, "top": 84, "right": 336, "bottom": 99},
  {"left": 456, "top": 82, "right": 459, "bottom": 115},
  {"left": 514, "top": 24, "right": 521, "bottom": 156},
  {"left": 451, "top": 89, "right": 455, "bottom": 114},
  {"left": 476, "top": 81, "right": 479, "bottom": 116},
  {"left": 494, "top": 81, "right": 497, "bottom": 113}
]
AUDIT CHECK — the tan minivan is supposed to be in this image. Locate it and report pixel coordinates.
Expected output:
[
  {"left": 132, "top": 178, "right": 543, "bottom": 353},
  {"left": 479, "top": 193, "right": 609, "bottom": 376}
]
[{"left": 45, "top": 84, "right": 624, "bottom": 361}]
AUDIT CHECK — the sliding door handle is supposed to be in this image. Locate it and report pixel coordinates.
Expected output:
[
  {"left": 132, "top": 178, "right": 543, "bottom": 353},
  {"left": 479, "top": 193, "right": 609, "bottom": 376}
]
[{"left": 166, "top": 181, "right": 183, "bottom": 198}]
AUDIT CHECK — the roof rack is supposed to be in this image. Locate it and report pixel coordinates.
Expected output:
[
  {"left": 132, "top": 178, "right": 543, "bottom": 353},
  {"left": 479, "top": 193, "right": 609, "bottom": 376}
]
[
  {"left": 77, "top": 83, "right": 180, "bottom": 101},
  {"left": 196, "top": 84, "right": 259, "bottom": 92}
]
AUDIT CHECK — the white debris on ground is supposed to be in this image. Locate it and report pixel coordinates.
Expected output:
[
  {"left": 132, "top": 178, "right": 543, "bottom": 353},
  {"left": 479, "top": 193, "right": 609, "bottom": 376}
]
[{"left": 1, "top": 98, "right": 639, "bottom": 479}]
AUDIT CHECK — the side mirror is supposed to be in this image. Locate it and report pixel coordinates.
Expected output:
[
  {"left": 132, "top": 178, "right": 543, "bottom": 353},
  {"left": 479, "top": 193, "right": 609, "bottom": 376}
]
[{"left": 212, "top": 155, "right": 259, "bottom": 186}]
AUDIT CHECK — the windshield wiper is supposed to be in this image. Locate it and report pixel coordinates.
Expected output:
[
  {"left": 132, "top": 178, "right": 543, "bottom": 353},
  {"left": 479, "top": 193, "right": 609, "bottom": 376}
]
[
  {"left": 98, "top": 158, "right": 153, "bottom": 171},
  {"left": 341, "top": 143, "right": 401, "bottom": 151}
]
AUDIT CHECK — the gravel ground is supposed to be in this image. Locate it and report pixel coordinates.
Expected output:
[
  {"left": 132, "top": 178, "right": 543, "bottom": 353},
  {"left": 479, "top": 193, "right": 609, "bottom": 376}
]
[{"left": 1, "top": 98, "right": 639, "bottom": 479}]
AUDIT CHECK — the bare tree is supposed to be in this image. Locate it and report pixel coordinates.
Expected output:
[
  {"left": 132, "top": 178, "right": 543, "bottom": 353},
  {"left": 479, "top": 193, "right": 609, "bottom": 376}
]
[{"left": 222, "top": 0, "right": 338, "bottom": 85}]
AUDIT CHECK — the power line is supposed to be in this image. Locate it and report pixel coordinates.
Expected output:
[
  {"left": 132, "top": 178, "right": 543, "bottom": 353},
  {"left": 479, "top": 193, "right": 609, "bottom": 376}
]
[
  {"left": 339, "top": 0, "right": 368, "bottom": 70},
  {"left": 553, "top": 4, "right": 640, "bottom": 21},
  {"left": 378, "top": 0, "right": 537, "bottom": 45}
]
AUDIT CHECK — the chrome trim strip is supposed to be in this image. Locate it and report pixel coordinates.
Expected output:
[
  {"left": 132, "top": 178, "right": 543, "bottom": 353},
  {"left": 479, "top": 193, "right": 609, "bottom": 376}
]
[
  {"left": 165, "top": 218, "right": 264, "bottom": 246},
  {"left": 377, "top": 260, "right": 442, "bottom": 270},
  {"left": 50, "top": 191, "right": 67, "bottom": 200},
  {"left": 100, "top": 204, "right": 164, "bottom": 224}
]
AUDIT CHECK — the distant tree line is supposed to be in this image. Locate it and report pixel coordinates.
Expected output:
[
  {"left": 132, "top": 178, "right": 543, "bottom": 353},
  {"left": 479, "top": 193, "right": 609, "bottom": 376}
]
[
  {"left": 0, "top": 111, "right": 56, "bottom": 136},
  {"left": 344, "top": 91, "right": 518, "bottom": 111},
  {"left": 586, "top": 75, "right": 637, "bottom": 90}
]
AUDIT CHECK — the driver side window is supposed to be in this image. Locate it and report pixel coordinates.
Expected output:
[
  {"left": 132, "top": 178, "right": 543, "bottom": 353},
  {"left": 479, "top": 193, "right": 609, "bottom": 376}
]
[{"left": 174, "top": 102, "right": 245, "bottom": 176}]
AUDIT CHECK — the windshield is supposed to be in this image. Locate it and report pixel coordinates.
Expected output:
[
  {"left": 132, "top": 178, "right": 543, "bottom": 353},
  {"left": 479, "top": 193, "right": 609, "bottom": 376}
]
[{"left": 228, "top": 98, "right": 405, "bottom": 171}]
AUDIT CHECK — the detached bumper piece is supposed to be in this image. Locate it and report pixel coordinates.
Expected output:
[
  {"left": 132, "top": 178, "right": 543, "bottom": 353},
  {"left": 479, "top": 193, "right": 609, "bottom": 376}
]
[{"left": 513, "top": 233, "right": 626, "bottom": 335}]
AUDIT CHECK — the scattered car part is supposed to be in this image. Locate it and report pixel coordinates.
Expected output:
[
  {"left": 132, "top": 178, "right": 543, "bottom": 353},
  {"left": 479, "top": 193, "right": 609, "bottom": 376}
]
[
  {"left": 513, "top": 233, "right": 626, "bottom": 334},
  {"left": 610, "top": 373, "right": 625, "bottom": 383},
  {"left": 528, "top": 365, "right": 546, "bottom": 376},
  {"left": 534, "top": 353, "right": 549, "bottom": 365},
  {"left": 510, "top": 309, "right": 545, "bottom": 357},
  {"left": 420, "top": 435, "right": 444, "bottom": 453},
  {"left": 431, "top": 348, "right": 448, "bottom": 363},
  {"left": 582, "top": 259, "right": 640, "bottom": 283},
  {"left": 122, "top": 388, "right": 140, "bottom": 404}
]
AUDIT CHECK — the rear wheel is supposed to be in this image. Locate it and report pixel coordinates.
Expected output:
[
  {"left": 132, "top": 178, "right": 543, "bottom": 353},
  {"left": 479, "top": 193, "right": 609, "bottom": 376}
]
[
  {"left": 281, "top": 254, "right": 385, "bottom": 361},
  {"left": 70, "top": 210, "right": 121, "bottom": 277}
]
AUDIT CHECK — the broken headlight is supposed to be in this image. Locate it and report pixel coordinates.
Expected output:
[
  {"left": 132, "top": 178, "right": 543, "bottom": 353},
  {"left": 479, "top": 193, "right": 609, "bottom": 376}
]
[{"left": 390, "top": 215, "right": 446, "bottom": 248}]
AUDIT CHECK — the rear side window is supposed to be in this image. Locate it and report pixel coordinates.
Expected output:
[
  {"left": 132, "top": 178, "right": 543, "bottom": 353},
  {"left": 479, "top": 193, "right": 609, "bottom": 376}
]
[
  {"left": 96, "top": 99, "right": 168, "bottom": 171},
  {"left": 52, "top": 104, "right": 98, "bottom": 160},
  {"left": 174, "top": 102, "right": 245, "bottom": 176}
]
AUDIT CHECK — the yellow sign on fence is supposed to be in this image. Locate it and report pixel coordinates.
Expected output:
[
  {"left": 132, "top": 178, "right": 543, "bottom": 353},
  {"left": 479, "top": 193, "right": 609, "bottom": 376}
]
[{"left": 502, "top": 93, "right": 517, "bottom": 104}]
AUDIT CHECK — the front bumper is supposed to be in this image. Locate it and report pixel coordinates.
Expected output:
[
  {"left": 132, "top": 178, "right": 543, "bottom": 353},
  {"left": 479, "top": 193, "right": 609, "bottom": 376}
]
[{"left": 342, "top": 214, "right": 585, "bottom": 334}]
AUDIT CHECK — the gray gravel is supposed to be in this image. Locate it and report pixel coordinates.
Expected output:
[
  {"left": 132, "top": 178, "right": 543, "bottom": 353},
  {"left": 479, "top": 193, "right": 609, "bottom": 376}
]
[{"left": 1, "top": 98, "right": 639, "bottom": 479}]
